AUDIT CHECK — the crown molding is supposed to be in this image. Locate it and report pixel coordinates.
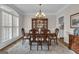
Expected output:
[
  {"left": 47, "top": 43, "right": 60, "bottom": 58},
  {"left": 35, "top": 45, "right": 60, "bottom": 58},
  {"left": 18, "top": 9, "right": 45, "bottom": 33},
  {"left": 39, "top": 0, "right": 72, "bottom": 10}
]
[
  {"left": 6, "top": 4, "right": 25, "bottom": 15},
  {"left": 5, "top": 4, "right": 70, "bottom": 16}
]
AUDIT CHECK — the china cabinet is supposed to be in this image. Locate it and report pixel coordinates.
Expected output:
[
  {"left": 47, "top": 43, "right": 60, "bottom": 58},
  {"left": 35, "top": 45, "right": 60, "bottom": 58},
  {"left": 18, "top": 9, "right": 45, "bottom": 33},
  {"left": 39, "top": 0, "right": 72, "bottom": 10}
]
[{"left": 32, "top": 18, "right": 48, "bottom": 29}]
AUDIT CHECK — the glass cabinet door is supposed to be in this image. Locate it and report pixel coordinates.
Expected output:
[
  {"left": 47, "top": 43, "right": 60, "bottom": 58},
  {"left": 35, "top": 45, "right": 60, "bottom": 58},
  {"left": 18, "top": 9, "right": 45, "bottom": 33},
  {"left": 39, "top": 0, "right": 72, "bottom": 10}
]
[{"left": 32, "top": 18, "right": 48, "bottom": 29}]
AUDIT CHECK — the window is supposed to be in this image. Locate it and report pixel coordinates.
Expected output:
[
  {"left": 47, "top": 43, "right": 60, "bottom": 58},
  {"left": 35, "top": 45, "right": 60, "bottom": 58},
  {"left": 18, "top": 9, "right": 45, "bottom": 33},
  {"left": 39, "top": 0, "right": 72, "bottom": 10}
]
[
  {"left": 13, "top": 16, "right": 19, "bottom": 38},
  {"left": 2, "top": 11, "right": 19, "bottom": 42}
]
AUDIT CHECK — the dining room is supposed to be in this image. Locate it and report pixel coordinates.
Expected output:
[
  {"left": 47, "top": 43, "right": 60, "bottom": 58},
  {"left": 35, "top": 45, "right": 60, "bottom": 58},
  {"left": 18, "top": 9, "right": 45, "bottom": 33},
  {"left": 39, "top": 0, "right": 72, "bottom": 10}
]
[{"left": 0, "top": 4, "right": 78, "bottom": 54}]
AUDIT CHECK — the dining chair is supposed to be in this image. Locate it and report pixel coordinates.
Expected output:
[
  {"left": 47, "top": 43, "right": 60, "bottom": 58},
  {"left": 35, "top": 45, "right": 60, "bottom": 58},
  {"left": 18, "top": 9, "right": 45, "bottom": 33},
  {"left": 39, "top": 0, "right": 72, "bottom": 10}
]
[
  {"left": 21, "top": 28, "right": 30, "bottom": 47},
  {"left": 29, "top": 28, "right": 39, "bottom": 50},
  {"left": 40, "top": 29, "right": 51, "bottom": 50},
  {"left": 49, "top": 28, "right": 59, "bottom": 45},
  {"left": 55, "top": 28, "right": 59, "bottom": 44}
]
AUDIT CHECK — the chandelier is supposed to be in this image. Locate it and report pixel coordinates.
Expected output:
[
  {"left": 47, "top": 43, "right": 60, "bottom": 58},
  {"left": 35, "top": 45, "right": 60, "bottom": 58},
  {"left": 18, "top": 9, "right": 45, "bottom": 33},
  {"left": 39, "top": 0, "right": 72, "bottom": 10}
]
[{"left": 35, "top": 4, "right": 46, "bottom": 18}]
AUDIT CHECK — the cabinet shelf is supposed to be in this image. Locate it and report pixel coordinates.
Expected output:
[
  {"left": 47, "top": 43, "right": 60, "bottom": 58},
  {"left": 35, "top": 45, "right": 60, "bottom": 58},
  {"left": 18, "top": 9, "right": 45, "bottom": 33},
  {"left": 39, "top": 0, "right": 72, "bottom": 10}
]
[{"left": 32, "top": 18, "right": 48, "bottom": 29}]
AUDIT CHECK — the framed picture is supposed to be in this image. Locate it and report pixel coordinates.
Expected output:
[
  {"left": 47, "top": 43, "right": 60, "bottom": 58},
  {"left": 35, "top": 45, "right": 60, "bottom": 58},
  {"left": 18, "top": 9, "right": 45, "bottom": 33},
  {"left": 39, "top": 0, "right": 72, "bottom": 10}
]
[
  {"left": 58, "top": 16, "right": 64, "bottom": 38},
  {"left": 70, "top": 13, "right": 79, "bottom": 28},
  {"left": 58, "top": 16, "right": 64, "bottom": 30}
]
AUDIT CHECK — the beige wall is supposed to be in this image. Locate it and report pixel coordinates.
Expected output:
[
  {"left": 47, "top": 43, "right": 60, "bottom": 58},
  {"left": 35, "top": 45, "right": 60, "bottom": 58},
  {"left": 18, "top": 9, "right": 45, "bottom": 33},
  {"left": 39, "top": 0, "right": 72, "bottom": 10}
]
[
  {"left": 23, "top": 14, "right": 56, "bottom": 33},
  {"left": 56, "top": 4, "right": 79, "bottom": 43}
]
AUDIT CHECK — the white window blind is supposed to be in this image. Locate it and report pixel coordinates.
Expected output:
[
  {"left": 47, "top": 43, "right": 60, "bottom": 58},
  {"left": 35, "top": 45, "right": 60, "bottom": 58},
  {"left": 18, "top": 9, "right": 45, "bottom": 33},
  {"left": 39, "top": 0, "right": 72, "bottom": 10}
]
[
  {"left": 2, "top": 11, "right": 19, "bottom": 42},
  {"left": 13, "top": 16, "right": 19, "bottom": 38}
]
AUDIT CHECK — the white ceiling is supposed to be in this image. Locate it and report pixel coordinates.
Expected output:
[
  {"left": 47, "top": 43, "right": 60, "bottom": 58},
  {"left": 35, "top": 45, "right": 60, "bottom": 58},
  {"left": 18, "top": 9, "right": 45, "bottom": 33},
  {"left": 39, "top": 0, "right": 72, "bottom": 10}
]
[{"left": 14, "top": 4, "right": 67, "bottom": 15}]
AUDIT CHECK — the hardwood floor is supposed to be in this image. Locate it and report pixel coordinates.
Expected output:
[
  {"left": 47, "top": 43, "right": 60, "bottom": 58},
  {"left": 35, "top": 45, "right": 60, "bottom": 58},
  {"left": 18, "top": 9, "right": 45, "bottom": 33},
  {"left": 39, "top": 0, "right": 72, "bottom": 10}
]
[
  {"left": 0, "top": 37, "right": 75, "bottom": 54},
  {"left": 0, "top": 37, "right": 22, "bottom": 52}
]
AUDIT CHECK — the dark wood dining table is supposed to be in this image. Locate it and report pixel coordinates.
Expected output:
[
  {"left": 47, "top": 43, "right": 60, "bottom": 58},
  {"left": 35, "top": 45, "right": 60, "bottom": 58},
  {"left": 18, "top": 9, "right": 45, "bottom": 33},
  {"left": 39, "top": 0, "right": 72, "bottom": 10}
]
[
  {"left": 25, "top": 32, "right": 57, "bottom": 50},
  {"left": 27, "top": 33, "right": 57, "bottom": 42}
]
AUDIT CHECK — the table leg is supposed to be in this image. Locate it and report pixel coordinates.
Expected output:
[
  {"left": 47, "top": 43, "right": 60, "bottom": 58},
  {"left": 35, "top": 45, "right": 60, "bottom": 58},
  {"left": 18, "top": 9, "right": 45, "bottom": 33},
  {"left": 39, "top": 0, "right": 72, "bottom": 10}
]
[
  {"left": 56, "top": 38, "right": 58, "bottom": 45},
  {"left": 48, "top": 44, "right": 49, "bottom": 50},
  {"left": 37, "top": 43, "right": 38, "bottom": 51},
  {"left": 30, "top": 44, "right": 32, "bottom": 50},
  {"left": 41, "top": 43, "right": 42, "bottom": 50}
]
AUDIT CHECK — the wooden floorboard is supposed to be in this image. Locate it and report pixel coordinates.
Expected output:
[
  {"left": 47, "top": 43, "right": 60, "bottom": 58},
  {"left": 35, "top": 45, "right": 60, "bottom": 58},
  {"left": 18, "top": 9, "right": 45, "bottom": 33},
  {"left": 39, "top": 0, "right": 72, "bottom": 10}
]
[{"left": 0, "top": 37, "right": 23, "bottom": 51}]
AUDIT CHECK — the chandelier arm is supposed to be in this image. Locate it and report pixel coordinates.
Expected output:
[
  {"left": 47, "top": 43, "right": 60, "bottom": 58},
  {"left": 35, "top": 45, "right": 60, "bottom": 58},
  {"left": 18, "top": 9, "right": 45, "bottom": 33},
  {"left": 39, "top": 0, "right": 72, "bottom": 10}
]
[{"left": 35, "top": 4, "right": 46, "bottom": 18}]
